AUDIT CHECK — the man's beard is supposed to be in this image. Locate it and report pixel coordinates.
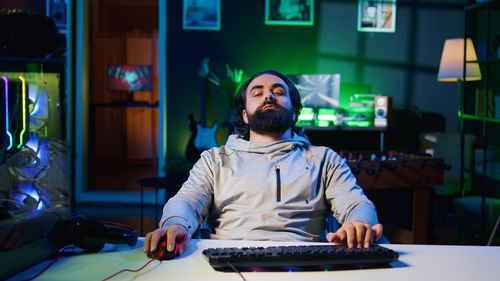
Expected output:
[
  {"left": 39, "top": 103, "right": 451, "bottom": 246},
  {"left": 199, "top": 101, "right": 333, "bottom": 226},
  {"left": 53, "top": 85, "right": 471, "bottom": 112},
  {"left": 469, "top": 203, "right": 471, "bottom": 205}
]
[{"left": 247, "top": 101, "right": 295, "bottom": 135}]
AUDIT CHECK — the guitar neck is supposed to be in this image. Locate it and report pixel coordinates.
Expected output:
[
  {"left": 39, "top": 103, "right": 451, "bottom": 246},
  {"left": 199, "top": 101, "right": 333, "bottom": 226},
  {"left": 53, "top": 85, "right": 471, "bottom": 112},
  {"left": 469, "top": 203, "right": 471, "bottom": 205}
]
[{"left": 200, "top": 78, "right": 209, "bottom": 126}]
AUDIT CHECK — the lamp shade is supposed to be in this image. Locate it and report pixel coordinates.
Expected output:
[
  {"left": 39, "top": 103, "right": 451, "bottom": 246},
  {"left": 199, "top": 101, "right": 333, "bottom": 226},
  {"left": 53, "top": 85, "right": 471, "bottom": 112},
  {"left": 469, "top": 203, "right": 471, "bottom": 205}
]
[{"left": 437, "top": 38, "right": 482, "bottom": 82}]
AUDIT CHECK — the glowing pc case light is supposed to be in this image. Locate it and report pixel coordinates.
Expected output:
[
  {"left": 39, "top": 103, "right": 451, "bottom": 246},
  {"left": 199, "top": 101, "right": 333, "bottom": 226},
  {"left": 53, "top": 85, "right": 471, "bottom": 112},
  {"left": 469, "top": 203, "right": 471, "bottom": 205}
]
[{"left": 0, "top": 76, "right": 29, "bottom": 159}]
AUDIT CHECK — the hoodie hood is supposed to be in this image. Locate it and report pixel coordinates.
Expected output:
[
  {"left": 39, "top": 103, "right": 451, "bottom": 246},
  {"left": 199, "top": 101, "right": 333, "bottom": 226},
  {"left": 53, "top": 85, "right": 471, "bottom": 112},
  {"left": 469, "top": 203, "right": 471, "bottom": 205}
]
[{"left": 225, "top": 133, "right": 310, "bottom": 154}]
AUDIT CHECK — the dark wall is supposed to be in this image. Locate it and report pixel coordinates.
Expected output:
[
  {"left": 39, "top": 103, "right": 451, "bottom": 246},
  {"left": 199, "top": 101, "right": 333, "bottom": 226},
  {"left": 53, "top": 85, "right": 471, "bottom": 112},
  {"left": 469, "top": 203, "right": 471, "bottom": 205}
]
[
  {"left": 0, "top": 0, "right": 44, "bottom": 15},
  {"left": 167, "top": 0, "right": 320, "bottom": 159},
  {"left": 166, "top": 0, "right": 471, "bottom": 160}
]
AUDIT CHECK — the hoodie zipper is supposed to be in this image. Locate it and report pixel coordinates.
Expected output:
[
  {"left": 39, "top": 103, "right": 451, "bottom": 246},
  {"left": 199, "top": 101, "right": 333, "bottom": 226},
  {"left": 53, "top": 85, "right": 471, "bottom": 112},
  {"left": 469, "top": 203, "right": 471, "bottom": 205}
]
[{"left": 275, "top": 166, "right": 281, "bottom": 202}]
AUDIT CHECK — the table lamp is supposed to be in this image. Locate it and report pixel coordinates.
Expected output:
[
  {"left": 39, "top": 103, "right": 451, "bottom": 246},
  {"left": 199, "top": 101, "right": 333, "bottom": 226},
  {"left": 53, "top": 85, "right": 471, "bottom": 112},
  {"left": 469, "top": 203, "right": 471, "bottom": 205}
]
[
  {"left": 437, "top": 38, "right": 482, "bottom": 197},
  {"left": 438, "top": 38, "right": 482, "bottom": 82},
  {"left": 437, "top": 38, "right": 482, "bottom": 119}
]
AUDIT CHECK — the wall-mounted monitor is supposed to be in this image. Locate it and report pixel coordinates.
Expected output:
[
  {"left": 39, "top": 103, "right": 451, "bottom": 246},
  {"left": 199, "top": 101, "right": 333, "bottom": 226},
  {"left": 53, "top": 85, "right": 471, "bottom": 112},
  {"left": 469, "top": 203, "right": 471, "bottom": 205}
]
[
  {"left": 107, "top": 65, "right": 153, "bottom": 92},
  {"left": 289, "top": 74, "right": 341, "bottom": 109}
]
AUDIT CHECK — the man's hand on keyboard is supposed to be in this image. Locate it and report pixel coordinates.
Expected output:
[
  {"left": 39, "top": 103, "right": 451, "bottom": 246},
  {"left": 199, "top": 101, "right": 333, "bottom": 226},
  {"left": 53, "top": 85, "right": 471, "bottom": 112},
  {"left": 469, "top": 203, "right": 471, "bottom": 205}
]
[
  {"left": 143, "top": 224, "right": 191, "bottom": 256},
  {"left": 326, "top": 221, "right": 383, "bottom": 248}
]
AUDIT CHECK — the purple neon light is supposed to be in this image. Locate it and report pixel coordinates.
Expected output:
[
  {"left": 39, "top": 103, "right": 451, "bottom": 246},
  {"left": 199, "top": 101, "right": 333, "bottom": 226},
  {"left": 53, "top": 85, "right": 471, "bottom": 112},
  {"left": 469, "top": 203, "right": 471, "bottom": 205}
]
[{"left": 2, "top": 76, "right": 14, "bottom": 150}]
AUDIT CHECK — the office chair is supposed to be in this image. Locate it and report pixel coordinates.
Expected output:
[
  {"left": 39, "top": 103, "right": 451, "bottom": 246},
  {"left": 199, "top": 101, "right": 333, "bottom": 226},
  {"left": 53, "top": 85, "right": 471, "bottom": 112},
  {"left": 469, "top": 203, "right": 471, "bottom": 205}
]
[{"left": 487, "top": 215, "right": 500, "bottom": 246}]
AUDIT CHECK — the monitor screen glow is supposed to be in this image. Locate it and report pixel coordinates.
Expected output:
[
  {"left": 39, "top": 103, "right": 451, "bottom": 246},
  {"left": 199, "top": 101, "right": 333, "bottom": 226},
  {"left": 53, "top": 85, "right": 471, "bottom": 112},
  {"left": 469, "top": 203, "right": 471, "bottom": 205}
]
[
  {"left": 108, "top": 65, "right": 153, "bottom": 91},
  {"left": 289, "top": 74, "right": 341, "bottom": 109}
]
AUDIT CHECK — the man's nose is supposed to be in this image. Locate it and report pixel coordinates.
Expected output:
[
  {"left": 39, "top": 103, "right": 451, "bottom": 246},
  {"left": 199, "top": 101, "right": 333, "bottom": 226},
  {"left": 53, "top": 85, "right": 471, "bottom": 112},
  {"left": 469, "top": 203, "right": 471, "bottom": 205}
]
[{"left": 264, "top": 90, "right": 276, "bottom": 102}]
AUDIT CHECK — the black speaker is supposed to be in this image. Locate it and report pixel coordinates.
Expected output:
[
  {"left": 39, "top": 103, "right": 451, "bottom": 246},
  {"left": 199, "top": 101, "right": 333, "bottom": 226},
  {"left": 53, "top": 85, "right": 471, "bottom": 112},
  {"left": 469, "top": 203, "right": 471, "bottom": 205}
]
[
  {"left": 374, "top": 96, "right": 392, "bottom": 127},
  {"left": 0, "top": 14, "right": 58, "bottom": 57}
]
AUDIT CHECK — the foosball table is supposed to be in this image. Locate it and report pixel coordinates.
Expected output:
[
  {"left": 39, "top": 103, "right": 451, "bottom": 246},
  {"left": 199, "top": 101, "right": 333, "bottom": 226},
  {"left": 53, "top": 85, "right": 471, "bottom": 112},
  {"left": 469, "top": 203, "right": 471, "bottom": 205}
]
[{"left": 341, "top": 150, "right": 448, "bottom": 244}]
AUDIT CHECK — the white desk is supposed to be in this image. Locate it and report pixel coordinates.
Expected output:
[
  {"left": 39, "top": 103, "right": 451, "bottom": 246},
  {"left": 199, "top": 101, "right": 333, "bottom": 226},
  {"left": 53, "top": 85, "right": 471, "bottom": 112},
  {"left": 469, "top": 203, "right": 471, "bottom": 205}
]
[{"left": 10, "top": 239, "right": 500, "bottom": 281}]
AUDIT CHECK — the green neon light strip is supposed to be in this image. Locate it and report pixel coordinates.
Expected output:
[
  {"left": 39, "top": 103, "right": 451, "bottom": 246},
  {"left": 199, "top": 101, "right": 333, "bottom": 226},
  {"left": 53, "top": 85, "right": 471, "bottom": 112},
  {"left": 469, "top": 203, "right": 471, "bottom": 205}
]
[
  {"left": 317, "top": 108, "right": 336, "bottom": 121},
  {"left": 17, "top": 76, "right": 27, "bottom": 148},
  {"left": 298, "top": 113, "right": 315, "bottom": 121},
  {"left": 2, "top": 76, "right": 14, "bottom": 150},
  {"left": 345, "top": 120, "right": 371, "bottom": 127},
  {"left": 463, "top": 114, "right": 500, "bottom": 124},
  {"left": 317, "top": 115, "right": 336, "bottom": 121},
  {"left": 317, "top": 120, "right": 330, "bottom": 127},
  {"left": 347, "top": 106, "right": 374, "bottom": 113},
  {"left": 298, "top": 108, "right": 315, "bottom": 121}
]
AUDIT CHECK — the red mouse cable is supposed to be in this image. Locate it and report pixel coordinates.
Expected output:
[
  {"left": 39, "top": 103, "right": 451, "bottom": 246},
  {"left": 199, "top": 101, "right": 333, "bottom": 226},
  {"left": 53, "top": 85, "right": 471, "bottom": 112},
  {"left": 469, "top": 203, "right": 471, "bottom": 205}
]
[
  {"left": 101, "top": 220, "right": 136, "bottom": 231},
  {"left": 101, "top": 259, "right": 158, "bottom": 281}
]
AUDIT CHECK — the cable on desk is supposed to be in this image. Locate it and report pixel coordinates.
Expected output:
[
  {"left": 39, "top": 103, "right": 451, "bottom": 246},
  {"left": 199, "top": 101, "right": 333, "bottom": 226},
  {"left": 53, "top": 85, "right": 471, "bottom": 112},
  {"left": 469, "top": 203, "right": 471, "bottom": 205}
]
[
  {"left": 21, "top": 257, "right": 59, "bottom": 281},
  {"left": 101, "top": 259, "right": 157, "bottom": 281},
  {"left": 227, "top": 262, "right": 247, "bottom": 281},
  {"left": 22, "top": 246, "right": 75, "bottom": 281},
  {"left": 101, "top": 220, "right": 136, "bottom": 231}
]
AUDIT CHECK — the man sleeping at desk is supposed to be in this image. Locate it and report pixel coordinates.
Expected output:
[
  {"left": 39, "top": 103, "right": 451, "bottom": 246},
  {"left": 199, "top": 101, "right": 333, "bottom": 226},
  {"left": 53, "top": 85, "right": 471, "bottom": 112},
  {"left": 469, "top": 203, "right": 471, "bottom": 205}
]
[{"left": 144, "top": 70, "right": 383, "bottom": 258}]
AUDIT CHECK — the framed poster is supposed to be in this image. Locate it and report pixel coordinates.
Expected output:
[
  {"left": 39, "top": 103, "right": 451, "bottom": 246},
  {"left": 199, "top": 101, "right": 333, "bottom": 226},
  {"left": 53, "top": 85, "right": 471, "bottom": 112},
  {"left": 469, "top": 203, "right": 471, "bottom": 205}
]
[
  {"left": 357, "top": 0, "right": 396, "bottom": 33},
  {"left": 265, "top": 0, "right": 314, "bottom": 26},
  {"left": 183, "top": 0, "right": 221, "bottom": 30}
]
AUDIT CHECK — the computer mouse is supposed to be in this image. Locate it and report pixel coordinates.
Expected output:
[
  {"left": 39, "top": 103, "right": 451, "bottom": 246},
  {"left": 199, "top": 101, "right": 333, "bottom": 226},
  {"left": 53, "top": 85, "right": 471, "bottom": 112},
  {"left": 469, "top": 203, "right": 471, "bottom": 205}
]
[{"left": 147, "top": 236, "right": 179, "bottom": 260}]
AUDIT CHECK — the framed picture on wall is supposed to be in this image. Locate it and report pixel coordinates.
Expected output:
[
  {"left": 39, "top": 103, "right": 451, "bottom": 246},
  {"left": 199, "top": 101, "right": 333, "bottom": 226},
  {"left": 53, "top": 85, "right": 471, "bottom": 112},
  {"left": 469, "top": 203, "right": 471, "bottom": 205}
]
[
  {"left": 265, "top": 0, "right": 314, "bottom": 26},
  {"left": 183, "top": 0, "right": 221, "bottom": 30},
  {"left": 357, "top": 0, "right": 396, "bottom": 33},
  {"left": 46, "top": 0, "right": 67, "bottom": 33}
]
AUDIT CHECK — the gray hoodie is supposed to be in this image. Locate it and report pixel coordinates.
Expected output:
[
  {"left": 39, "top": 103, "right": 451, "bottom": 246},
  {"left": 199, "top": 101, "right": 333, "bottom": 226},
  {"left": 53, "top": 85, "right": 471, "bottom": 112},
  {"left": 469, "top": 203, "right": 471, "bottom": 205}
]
[{"left": 159, "top": 133, "right": 378, "bottom": 242}]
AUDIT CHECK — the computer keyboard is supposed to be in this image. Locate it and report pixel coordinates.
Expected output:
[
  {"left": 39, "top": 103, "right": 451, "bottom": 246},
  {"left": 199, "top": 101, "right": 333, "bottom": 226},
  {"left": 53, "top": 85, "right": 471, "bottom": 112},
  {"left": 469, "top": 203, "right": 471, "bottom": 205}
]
[{"left": 202, "top": 244, "right": 399, "bottom": 270}]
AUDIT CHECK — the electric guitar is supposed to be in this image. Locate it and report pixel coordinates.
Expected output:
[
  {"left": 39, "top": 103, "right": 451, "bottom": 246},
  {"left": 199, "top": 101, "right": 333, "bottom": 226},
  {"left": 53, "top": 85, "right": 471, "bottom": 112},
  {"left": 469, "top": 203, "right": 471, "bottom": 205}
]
[{"left": 185, "top": 58, "right": 220, "bottom": 163}]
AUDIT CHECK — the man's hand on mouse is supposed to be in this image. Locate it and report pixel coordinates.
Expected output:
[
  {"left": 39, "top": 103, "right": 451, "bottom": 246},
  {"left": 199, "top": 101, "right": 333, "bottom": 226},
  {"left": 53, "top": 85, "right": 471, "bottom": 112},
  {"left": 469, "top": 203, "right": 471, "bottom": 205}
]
[
  {"left": 143, "top": 224, "right": 191, "bottom": 257},
  {"left": 326, "top": 221, "right": 383, "bottom": 248}
]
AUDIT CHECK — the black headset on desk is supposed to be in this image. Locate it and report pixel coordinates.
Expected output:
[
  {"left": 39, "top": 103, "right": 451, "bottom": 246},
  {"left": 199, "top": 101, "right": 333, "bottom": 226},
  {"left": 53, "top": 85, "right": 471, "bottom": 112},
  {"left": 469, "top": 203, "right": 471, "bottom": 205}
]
[{"left": 47, "top": 215, "right": 138, "bottom": 252}]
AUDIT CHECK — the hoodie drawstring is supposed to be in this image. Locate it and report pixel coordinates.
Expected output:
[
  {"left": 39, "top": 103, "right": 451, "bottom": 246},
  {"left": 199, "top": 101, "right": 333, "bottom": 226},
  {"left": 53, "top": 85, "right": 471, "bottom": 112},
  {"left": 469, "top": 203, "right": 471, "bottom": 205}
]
[{"left": 275, "top": 166, "right": 281, "bottom": 202}]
